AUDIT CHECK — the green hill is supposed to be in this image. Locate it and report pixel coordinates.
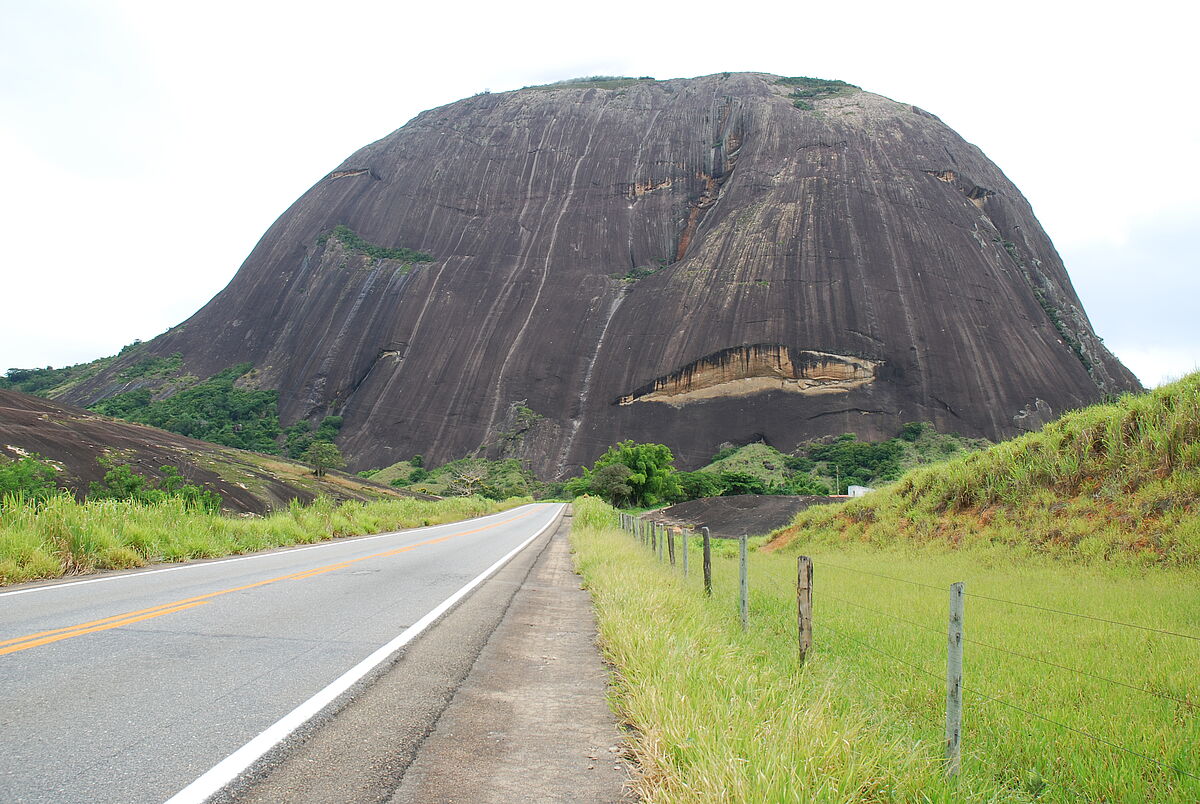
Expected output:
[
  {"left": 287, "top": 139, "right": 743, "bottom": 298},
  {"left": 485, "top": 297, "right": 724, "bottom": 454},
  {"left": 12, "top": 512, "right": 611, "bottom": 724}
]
[{"left": 771, "top": 372, "right": 1200, "bottom": 564}]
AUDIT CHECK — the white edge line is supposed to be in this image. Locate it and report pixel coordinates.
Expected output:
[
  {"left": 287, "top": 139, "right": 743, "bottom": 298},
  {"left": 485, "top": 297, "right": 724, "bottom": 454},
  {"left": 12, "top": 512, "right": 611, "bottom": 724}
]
[
  {"left": 161, "top": 503, "right": 565, "bottom": 804},
  {"left": 0, "top": 504, "right": 545, "bottom": 599}
]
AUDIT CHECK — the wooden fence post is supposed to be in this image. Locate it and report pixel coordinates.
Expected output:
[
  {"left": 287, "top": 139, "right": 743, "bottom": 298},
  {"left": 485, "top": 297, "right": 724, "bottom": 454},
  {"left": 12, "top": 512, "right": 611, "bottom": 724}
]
[
  {"left": 668, "top": 527, "right": 676, "bottom": 566},
  {"left": 702, "top": 527, "right": 712, "bottom": 596},
  {"left": 946, "top": 581, "right": 965, "bottom": 776},
  {"left": 797, "top": 556, "right": 812, "bottom": 665},
  {"left": 739, "top": 534, "right": 749, "bottom": 631}
]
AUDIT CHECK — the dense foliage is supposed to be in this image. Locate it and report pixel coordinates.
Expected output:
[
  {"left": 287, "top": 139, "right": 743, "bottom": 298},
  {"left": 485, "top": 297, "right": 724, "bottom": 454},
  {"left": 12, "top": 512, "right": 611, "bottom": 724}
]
[
  {"left": 88, "top": 461, "right": 221, "bottom": 513},
  {"left": 807, "top": 434, "right": 904, "bottom": 492},
  {"left": 567, "top": 440, "right": 680, "bottom": 507},
  {"left": 90, "top": 364, "right": 282, "bottom": 453},
  {"left": 0, "top": 454, "right": 59, "bottom": 504}
]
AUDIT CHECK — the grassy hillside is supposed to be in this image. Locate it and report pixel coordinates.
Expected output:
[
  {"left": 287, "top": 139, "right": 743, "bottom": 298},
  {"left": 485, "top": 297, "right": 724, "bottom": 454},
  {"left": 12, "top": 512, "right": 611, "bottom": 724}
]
[{"left": 770, "top": 372, "right": 1200, "bottom": 564}]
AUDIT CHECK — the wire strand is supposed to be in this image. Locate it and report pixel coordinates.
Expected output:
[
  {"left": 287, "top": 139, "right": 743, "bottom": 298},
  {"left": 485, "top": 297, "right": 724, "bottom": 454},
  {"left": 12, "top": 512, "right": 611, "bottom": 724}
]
[
  {"left": 822, "top": 623, "right": 944, "bottom": 683},
  {"left": 816, "top": 560, "right": 948, "bottom": 591},
  {"left": 822, "top": 593, "right": 946, "bottom": 635},
  {"left": 964, "top": 686, "right": 1200, "bottom": 782},
  {"left": 965, "top": 637, "right": 1198, "bottom": 708},
  {"left": 963, "top": 592, "right": 1200, "bottom": 643},
  {"left": 817, "top": 559, "right": 1200, "bottom": 643}
]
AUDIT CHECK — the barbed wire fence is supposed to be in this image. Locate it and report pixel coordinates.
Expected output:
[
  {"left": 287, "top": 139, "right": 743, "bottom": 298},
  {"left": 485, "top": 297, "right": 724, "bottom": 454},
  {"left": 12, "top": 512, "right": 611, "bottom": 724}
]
[{"left": 613, "top": 512, "right": 1200, "bottom": 791}]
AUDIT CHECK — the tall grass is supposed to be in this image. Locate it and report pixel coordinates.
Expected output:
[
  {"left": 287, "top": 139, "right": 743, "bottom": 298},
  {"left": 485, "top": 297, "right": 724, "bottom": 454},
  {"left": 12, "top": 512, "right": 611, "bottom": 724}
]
[
  {"left": 0, "top": 494, "right": 526, "bottom": 585},
  {"left": 572, "top": 496, "right": 1200, "bottom": 802},
  {"left": 773, "top": 373, "right": 1200, "bottom": 565}
]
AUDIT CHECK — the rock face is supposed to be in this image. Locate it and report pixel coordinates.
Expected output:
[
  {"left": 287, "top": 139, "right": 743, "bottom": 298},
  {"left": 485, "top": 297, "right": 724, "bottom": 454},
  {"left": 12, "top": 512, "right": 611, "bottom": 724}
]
[
  {"left": 64, "top": 73, "right": 1140, "bottom": 475},
  {"left": 0, "top": 389, "right": 420, "bottom": 514}
]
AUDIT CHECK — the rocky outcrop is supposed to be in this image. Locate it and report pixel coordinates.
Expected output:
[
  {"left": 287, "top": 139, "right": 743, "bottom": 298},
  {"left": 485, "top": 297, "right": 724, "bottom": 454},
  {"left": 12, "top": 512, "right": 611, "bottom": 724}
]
[
  {"left": 0, "top": 390, "right": 421, "bottom": 514},
  {"left": 63, "top": 73, "right": 1140, "bottom": 476}
]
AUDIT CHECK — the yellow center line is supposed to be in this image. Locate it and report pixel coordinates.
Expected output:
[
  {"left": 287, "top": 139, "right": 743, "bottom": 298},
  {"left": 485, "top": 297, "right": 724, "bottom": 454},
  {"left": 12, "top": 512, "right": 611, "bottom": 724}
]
[
  {"left": 2, "top": 508, "right": 540, "bottom": 657},
  {"left": 0, "top": 602, "right": 210, "bottom": 656}
]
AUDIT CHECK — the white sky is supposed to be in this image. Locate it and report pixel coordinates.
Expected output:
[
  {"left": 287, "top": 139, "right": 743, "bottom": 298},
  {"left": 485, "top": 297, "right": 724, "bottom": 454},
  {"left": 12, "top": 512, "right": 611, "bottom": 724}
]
[{"left": 2, "top": 0, "right": 1196, "bottom": 387}]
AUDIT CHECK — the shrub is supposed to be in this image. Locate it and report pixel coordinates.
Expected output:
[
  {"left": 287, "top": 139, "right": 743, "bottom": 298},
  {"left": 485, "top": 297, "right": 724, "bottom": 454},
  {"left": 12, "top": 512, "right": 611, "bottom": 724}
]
[
  {"left": 324, "top": 225, "right": 433, "bottom": 263},
  {"left": 0, "top": 454, "right": 59, "bottom": 504},
  {"left": 87, "top": 461, "right": 220, "bottom": 513}
]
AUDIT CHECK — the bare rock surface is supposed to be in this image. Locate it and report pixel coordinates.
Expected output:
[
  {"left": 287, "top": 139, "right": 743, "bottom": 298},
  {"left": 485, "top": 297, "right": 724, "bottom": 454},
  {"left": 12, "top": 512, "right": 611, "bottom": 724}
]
[
  {"left": 646, "top": 493, "right": 842, "bottom": 538},
  {"left": 64, "top": 73, "right": 1140, "bottom": 476}
]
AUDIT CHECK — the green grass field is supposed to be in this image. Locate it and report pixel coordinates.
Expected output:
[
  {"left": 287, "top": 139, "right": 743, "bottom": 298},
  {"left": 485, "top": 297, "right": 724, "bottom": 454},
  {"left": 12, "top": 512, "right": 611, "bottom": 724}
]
[
  {"left": 0, "top": 494, "right": 525, "bottom": 585},
  {"left": 573, "top": 494, "right": 1200, "bottom": 802}
]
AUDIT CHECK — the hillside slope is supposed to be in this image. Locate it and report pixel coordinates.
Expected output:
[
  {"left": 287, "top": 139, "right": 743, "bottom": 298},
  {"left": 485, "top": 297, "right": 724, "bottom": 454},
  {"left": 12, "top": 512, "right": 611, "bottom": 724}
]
[
  {"left": 0, "top": 389, "right": 425, "bottom": 514},
  {"left": 769, "top": 373, "right": 1200, "bottom": 564}
]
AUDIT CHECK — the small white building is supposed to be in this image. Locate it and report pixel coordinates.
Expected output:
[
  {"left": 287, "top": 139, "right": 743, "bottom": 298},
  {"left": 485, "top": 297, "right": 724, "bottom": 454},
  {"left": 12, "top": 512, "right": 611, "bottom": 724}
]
[{"left": 847, "top": 485, "right": 874, "bottom": 497}]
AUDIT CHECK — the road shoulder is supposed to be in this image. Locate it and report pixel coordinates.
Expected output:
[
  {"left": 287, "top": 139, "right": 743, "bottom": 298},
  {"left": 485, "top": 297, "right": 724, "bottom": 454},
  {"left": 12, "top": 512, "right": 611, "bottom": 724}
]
[{"left": 232, "top": 510, "right": 634, "bottom": 803}]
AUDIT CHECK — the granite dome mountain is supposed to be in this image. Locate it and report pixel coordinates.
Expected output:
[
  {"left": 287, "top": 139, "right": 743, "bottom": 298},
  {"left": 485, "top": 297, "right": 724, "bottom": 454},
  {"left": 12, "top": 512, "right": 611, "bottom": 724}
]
[{"left": 63, "top": 73, "right": 1140, "bottom": 476}]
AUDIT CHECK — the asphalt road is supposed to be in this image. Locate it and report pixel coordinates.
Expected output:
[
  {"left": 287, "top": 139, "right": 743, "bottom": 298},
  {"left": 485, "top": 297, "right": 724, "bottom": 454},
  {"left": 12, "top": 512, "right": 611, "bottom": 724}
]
[{"left": 0, "top": 502, "right": 564, "bottom": 804}]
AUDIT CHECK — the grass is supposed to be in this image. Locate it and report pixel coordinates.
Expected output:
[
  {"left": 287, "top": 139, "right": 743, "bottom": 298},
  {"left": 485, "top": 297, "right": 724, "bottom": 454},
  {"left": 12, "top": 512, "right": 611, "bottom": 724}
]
[
  {"left": 572, "top": 496, "right": 1200, "bottom": 802},
  {"left": 771, "top": 372, "right": 1200, "bottom": 566},
  {"left": 0, "top": 494, "right": 526, "bottom": 585},
  {"left": 318, "top": 224, "right": 433, "bottom": 264}
]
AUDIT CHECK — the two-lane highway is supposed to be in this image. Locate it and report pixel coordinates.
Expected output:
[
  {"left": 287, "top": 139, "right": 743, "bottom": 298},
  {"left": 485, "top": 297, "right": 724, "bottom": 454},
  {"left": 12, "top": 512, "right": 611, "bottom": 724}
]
[{"left": 0, "top": 502, "right": 565, "bottom": 803}]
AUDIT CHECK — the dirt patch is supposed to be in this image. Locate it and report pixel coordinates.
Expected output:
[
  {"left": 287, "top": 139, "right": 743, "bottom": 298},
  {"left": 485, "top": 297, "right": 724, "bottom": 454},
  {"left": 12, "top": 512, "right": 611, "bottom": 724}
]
[{"left": 643, "top": 494, "right": 844, "bottom": 538}]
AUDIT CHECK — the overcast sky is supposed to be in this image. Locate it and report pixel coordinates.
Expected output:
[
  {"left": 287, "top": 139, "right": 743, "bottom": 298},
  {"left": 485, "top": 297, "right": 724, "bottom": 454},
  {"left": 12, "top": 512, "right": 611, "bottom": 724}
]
[{"left": 2, "top": 0, "right": 1196, "bottom": 387}]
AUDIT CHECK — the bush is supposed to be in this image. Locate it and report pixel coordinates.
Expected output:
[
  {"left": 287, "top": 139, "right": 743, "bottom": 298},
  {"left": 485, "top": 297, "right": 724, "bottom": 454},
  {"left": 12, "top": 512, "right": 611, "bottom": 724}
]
[
  {"left": 87, "top": 461, "right": 220, "bottom": 513},
  {"left": 718, "top": 471, "right": 767, "bottom": 496},
  {"left": 0, "top": 454, "right": 59, "bottom": 504},
  {"left": 676, "top": 471, "right": 725, "bottom": 500},
  {"left": 323, "top": 225, "right": 433, "bottom": 263}
]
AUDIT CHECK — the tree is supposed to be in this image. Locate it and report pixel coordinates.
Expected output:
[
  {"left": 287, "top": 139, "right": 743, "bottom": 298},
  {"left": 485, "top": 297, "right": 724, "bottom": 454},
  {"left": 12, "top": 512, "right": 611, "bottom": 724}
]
[
  {"left": 589, "top": 463, "right": 633, "bottom": 507},
  {"left": 445, "top": 459, "right": 488, "bottom": 495},
  {"left": 302, "top": 441, "right": 346, "bottom": 478},
  {"left": 582, "top": 440, "right": 680, "bottom": 507}
]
